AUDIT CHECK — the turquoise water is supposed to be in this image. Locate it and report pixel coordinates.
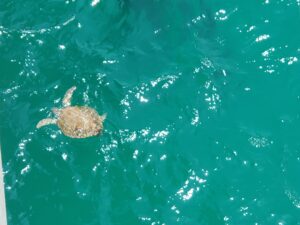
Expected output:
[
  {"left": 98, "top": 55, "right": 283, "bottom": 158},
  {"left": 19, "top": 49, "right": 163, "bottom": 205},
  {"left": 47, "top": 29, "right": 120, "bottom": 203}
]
[{"left": 1, "top": 0, "right": 300, "bottom": 224}]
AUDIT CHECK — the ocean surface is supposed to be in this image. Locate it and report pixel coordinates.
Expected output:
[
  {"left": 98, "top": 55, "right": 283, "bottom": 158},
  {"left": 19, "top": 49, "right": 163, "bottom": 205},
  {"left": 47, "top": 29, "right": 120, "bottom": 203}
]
[{"left": 1, "top": 0, "right": 300, "bottom": 224}]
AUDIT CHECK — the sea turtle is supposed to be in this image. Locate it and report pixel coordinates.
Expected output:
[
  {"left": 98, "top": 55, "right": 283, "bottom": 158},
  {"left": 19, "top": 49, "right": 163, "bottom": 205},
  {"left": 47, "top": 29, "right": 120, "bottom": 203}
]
[{"left": 36, "top": 86, "right": 106, "bottom": 138}]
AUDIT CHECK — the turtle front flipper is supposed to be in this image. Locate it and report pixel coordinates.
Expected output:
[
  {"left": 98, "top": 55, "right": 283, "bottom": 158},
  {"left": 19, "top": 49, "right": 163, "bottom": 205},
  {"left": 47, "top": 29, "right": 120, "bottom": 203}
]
[
  {"left": 36, "top": 118, "right": 57, "bottom": 128},
  {"left": 62, "top": 86, "right": 77, "bottom": 107}
]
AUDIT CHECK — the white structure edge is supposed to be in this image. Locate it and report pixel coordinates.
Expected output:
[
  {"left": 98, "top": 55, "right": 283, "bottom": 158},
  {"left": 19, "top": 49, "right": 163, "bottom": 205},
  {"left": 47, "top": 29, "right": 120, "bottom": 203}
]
[{"left": 0, "top": 146, "right": 7, "bottom": 225}]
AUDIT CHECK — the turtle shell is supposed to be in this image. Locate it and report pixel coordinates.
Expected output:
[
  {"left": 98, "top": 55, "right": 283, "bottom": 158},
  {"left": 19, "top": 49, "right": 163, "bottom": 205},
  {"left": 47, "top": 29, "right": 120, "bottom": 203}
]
[{"left": 57, "top": 106, "right": 104, "bottom": 138}]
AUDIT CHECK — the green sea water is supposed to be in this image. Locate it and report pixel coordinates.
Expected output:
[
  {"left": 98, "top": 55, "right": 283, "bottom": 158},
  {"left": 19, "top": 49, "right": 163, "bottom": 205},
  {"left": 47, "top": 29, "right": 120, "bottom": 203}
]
[{"left": 1, "top": 0, "right": 300, "bottom": 224}]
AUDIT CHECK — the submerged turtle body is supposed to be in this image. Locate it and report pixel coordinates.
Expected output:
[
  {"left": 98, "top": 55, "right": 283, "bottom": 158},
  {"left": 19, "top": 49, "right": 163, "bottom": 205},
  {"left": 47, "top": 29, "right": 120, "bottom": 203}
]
[
  {"left": 36, "top": 86, "right": 106, "bottom": 138},
  {"left": 57, "top": 106, "right": 104, "bottom": 138}
]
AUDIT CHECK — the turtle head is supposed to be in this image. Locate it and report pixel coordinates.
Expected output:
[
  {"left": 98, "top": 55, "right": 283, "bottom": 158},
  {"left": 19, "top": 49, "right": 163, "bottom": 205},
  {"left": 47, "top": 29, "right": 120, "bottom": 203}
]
[{"left": 52, "top": 107, "right": 60, "bottom": 117}]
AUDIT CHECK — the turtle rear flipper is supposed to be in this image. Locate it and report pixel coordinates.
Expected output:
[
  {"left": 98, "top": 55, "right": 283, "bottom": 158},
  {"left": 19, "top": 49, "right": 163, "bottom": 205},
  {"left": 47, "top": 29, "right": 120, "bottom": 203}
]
[
  {"left": 100, "top": 113, "right": 107, "bottom": 121},
  {"left": 36, "top": 118, "right": 57, "bottom": 128},
  {"left": 63, "top": 86, "right": 76, "bottom": 107}
]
